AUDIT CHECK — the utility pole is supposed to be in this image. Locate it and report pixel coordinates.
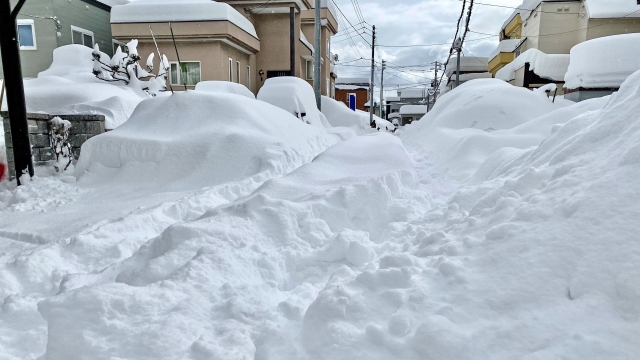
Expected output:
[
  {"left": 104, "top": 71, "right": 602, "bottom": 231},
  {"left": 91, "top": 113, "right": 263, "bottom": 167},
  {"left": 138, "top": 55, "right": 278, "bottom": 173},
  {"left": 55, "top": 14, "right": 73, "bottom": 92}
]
[
  {"left": 453, "top": 37, "right": 462, "bottom": 88},
  {"left": 368, "top": 25, "right": 376, "bottom": 127},
  {"left": 379, "top": 59, "right": 385, "bottom": 119},
  {"left": 430, "top": 61, "right": 443, "bottom": 104},
  {"left": 314, "top": 0, "right": 321, "bottom": 110},
  {"left": 0, "top": 0, "right": 34, "bottom": 185}
]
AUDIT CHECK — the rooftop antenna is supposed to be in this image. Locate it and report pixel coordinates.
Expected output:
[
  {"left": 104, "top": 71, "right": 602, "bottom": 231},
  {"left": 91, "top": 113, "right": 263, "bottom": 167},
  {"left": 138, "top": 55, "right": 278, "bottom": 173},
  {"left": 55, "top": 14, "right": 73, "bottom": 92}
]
[
  {"left": 149, "top": 25, "right": 173, "bottom": 93},
  {"left": 169, "top": 22, "right": 188, "bottom": 91}
]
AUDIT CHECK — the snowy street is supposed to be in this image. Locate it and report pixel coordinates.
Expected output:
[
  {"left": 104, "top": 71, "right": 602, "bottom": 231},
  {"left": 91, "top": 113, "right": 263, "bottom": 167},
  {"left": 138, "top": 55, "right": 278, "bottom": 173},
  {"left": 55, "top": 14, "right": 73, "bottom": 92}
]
[{"left": 2, "top": 0, "right": 640, "bottom": 358}]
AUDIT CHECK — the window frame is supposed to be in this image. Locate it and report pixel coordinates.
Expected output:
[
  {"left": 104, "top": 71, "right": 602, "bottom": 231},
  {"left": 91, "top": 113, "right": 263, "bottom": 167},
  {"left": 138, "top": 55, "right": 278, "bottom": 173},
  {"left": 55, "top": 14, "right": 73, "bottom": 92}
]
[
  {"left": 169, "top": 61, "right": 202, "bottom": 86},
  {"left": 71, "top": 25, "right": 94, "bottom": 48},
  {"left": 247, "top": 65, "right": 251, "bottom": 89},
  {"left": 306, "top": 60, "right": 314, "bottom": 80},
  {"left": 17, "top": 19, "right": 37, "bottom": 50},
  {"left": 236, "top": 61, "right": 241, "bottom": 84},
  {"left": 228, "top": 58, "right": 233, "bottom": 82},
  {"left": 112, "top": 39, "right": 127, "bottom": 55},
  {"left": 326, "top": 39, "right": 330, "bottom": 58}
]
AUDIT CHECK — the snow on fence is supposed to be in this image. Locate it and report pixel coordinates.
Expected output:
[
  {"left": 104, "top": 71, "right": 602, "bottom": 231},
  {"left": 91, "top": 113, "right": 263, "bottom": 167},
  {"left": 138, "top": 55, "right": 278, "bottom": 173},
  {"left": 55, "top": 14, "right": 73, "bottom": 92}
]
[{"left": 2, "top": 112, "right": 105, "bottom": 179}]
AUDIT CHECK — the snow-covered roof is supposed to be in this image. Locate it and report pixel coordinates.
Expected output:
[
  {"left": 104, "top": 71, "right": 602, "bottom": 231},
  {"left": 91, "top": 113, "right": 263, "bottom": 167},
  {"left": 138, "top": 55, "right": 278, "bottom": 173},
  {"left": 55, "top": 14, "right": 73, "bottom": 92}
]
[
  {"left": 400, "top": 88, "right": 425, "bottom": 99},
  {"left": 399, "top": 105, "right": 428, "bottom": 115},
  {"left": 584, "top": 0, "right": 640, "bottom": 19},
  {"left": 496, "top": 48, "right": 570, "bottom": 82},
  {"left": 386, "top": 96, "right": 401, "bottom": 102},
  {"left": 111, "top": 0, "right": 258, "bottom": 38},
  {"left": 300, "top": 31, "right": 314, "bottom": 54},
  {"left": 565, "top": 33, "right": 640, "bottom": 89},
  {"left": 445, "top": 56, "right": 489, "bottom": 77},
  {"left": 490, "top": 39, "right": 522, "bottom": 60},
  {"left": 336, "top": 77, "right": 370, "bottom": 85},
  {"left": 501, "top": 0, "right": 572, "bottom": 30},
  {"left": 335, "top": 84, "right": 368, "bottom": 91}
]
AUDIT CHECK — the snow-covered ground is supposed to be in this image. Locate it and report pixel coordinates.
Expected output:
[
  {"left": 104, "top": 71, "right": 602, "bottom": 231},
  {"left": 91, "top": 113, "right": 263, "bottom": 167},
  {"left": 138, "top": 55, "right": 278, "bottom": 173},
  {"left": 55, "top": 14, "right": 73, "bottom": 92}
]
[{"left": 1, "top": 66, "right": 640, "bottom": 359}]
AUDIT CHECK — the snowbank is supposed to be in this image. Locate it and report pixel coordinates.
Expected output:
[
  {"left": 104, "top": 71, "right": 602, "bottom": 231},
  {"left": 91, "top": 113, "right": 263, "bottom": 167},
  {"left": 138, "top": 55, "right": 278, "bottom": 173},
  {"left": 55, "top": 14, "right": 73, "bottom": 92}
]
[
  {"left": 194, "top": 81, "right": 254, "bottom": 98},
  {"left": 257, "top": 77, "right": 331, "bottom": 129},
  {"left": 400, "top": 78, "right": 571, "bottom": 180},
  {"left": 75, "top": 91, "right": 336, "bottom": 191},
  {"left": 564, "top": 33, "right": 640, "bottom": 90},
  {"left": 2, "top": 45, "right": 146, "bottom": 129},
  {"left": 111, "top": 0, "right": 258, "bottom": 38},
  {"left": 321, "top": 96, "right": 367, "bottom": 129},
  {"left": 37, "top": 133, "right": 429, "bottom": 360},
  {"left": 496, "top": 48, "right": 570, "bottom": 82}
]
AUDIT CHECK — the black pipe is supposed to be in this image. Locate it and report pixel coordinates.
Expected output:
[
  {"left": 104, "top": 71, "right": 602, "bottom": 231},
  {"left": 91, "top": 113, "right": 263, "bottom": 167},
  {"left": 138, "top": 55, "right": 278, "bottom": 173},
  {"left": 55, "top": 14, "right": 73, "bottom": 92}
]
[{"left": 0, "top": 0, "right": 34, "bottom": 184}]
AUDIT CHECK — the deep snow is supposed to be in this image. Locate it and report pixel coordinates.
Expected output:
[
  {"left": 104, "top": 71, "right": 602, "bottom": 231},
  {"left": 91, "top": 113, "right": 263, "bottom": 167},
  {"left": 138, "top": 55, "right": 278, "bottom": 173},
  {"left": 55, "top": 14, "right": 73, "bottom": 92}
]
[{"left": 1, "top": 72, "right": 640, "bottom": 360}]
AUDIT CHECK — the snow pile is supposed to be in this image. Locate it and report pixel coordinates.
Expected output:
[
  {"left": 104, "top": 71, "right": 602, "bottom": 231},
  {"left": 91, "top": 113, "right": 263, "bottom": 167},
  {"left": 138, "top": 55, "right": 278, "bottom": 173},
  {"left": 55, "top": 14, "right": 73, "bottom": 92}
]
[
  {"left": 321, "top": 96, "right": 367, "bottom": 129},
  {"left": 257, "top": 77, "right": 331, "bottom": 129},
  {"left": 194, "top": 81, "right": 254, "bottom": 98},
  {"left": 496, "top": 48, "right": 570, "bottom": 82},
  {"left": 76, "top": 91, "right": 336, "bottom": 191},
  {"left": 400, "top": 78, "right": 572, "bottom": 180},
  {"left": 111, "top": 0, "right": 258, "bottom": 38},
  {"left": 36, "top": 133, "right": 432, "bottom": 360},
  {"left": 585, "top": 0, "right": 640, "bottom": 18},
  {"left": 489, "top": 39, "right": 521, "bottom": 60},
  {"left": 3, "top": 45, "right": 147, "bottom": 129},
  {"left": 564, "top": 33, "right": 640, "bottom": 90}
]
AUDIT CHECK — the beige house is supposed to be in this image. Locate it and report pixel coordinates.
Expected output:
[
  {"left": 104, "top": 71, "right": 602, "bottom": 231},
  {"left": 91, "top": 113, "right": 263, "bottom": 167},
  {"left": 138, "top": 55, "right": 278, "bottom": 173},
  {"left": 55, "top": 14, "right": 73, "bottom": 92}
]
[
  {"left": 489, "top": 0, "right": 640, "bottom": 89},
  {"left": 111, "top": 0, "right": 338, "bottom": 95}
]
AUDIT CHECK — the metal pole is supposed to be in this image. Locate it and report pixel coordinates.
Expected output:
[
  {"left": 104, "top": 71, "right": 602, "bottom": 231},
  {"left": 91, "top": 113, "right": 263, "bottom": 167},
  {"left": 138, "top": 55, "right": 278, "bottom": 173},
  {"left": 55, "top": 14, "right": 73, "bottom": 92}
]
[
  {"left": 290, "top": 7, "right": 295, "bottom": 77},
  {"left": 314, "top": 0, "right": 321, "bottom": 110},
  {"left": 433, "top": 61, "right": 439, "bottom": 104},
  {"left": 0, "top": 0, "right": 34, "bottom": 184},
  {"left": 454, "top": 37, "right": 462, "bottom": 88},
  {"left": 379, "top": 59, "right": 385, "bottom": 119},
  {"left": 169, "top": 22, "right": 187, "bottom": 91},
  {"left": 368, "top": 25, "right": 376, "bottom": 127}
]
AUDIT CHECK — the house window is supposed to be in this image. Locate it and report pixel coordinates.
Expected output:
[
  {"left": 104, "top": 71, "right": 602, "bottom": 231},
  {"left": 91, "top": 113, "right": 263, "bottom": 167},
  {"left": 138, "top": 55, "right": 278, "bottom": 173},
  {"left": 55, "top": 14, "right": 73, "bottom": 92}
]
[
  {"left": 228, "top": 58, "right": 233, "bottom": 82},
  {"left": 326, "top": 39, "right": 330, "bottom": 58},
  {"left": 71, "top": 26, "right": 94, "bottom": 48},
  {"left": 17, "top": 19, "right": 36, "bottom": 50},
  {"left": 247, "top": 65, "right": 251, "bottom": 88},
  {"left": 326, "top": 78, "right": 330, "bottom": 96},
  {"left": 306, "top": 60, "right": 314, "bottom": 80},
  {"left": 112, "top": 40, "right": 126, "bottom": 55},
  {"left": 236, "top": 61, "right": 241, "bottom": 84},
  {"left": 170, "top": 61, "right": 201, "bottom": 86}
]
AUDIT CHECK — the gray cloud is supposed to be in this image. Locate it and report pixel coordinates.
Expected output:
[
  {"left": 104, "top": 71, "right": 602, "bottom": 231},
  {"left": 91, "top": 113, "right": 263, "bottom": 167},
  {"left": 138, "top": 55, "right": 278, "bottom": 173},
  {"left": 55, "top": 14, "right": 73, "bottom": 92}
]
[{"left": 332, "top": 0, "right": 521, "bottom": 92}]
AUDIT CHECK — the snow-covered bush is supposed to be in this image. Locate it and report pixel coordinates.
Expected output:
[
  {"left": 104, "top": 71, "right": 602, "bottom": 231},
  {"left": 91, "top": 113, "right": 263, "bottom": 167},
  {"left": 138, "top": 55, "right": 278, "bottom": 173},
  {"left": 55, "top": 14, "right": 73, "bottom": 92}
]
[
  {"left": 92, "top": 39, "right": 169, "bottom": 97},
  {"left": 48, "top": 117, "right": 73, "bottom": 172}
]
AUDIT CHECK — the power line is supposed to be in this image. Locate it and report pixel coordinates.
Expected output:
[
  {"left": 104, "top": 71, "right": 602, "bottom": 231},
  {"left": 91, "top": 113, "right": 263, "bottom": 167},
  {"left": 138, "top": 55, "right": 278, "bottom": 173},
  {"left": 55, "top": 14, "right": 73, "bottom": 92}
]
[
  {"left": 377, "top": 35, "right": 494, "bottom": 48},
  {"left": 330, "top": 0, "right": 371, "bottom": 45},
  {"left": 469, "top": 1, "right": 584, "bottom": 15}
]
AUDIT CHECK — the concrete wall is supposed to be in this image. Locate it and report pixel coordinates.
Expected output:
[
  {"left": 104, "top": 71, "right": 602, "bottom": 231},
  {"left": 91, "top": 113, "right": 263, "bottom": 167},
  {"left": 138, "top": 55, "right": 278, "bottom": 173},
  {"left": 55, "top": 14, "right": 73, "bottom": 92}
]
[{"left": 586, "top": 18, "right": 640, "bottom": 40}]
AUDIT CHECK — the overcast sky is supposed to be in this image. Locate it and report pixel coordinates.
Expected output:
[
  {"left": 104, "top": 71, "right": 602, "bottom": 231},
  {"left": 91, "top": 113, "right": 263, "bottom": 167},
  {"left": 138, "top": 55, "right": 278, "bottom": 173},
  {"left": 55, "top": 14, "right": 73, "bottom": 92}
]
[{"left": 331, "top": 0, "right": 523, "bottom": 93}]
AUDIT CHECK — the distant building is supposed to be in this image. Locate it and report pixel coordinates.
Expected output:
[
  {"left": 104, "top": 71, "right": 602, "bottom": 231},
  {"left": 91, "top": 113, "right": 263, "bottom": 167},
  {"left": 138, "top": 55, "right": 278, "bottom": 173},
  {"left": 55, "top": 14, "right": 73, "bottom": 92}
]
[
  {"left": 489, "top": 0, "right": 640, "bottom": 93},
  {"left": 399, "top": 105, "right": 427, "bottom": 125},
  {"left": 111, "top": 0, "right": 339, "bottom": 94},
  {"left": 385, "top": 88, "right": 434, "bottom": 123},
  {"left": 0, "top": 0, "right": 124, "bottom": 79},
  {"left": 444, "top": 56, "right": 491, "bottom": 91},
  {"left": 335, "top": 77, "right": 370, "bottom": 111}
]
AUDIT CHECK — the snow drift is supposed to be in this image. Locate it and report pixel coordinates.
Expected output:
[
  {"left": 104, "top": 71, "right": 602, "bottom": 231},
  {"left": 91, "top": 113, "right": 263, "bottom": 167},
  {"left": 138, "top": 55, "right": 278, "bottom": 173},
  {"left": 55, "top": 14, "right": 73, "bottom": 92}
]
[
  {"left": 257, "top": 77, "right": 331, "bottom": 129},
  {"left": 7, "top": 45, "right": 146, "bottom": 129},
  {"left": 75, "top": 91, "right": 337, "bottom": 191},
  {"left": 195, "top": 81, "right": 255, "bottom": 98},
  {"left": 400, "top": 78, "right": 572, "bottom": 180}
]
